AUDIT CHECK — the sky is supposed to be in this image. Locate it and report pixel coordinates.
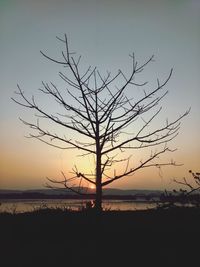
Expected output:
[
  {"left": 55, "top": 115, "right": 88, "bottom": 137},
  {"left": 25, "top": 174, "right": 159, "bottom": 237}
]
[{"left": 0, "top": 0, "right": 199, "bottom": 190}]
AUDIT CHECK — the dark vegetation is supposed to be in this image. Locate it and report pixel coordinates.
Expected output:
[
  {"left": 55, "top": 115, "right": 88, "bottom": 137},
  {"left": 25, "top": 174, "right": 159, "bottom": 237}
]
[
  {"left": 159, "top": 170, "right": 200, "bottom": 209},
  {"left": 1, "top": 171, "right": 199, "bottom": 266},
  {"left": 1, "top": 207, "right": 200, "bottom": 267}
]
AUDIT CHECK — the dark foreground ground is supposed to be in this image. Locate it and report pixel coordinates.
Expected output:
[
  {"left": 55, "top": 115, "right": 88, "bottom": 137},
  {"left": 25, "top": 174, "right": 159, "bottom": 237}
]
[{"left": 1, "top": 207, "right": 200, "bottom": 267}]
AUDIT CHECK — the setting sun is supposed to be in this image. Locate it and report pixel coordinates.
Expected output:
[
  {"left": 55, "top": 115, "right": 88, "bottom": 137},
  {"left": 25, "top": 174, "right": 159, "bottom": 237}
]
[{"left": 90, "top": 184, "right": 95, "bottom": 190}]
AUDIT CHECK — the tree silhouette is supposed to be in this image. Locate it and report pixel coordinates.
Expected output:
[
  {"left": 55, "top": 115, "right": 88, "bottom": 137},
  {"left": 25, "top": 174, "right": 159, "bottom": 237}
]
[
  {"left": 159, "top": 170, "right": 200, "bottom": 208},
  {"left": 12, "top": 35, "right": 189, "bottom": 211},
  {"left": 173, "top": 170, "right": 200, "bottom": 200}
]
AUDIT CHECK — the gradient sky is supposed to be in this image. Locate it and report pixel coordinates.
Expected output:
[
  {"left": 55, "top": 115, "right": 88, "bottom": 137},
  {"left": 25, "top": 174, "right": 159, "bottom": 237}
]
[{"left": 0, "top": 0, "right": 199, "bottom": 190}]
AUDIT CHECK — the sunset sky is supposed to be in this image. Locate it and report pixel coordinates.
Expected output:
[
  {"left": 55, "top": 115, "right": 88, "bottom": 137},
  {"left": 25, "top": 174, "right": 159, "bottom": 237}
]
[{"left": 0, "top": 0, "right": 199, "bottom": 190}]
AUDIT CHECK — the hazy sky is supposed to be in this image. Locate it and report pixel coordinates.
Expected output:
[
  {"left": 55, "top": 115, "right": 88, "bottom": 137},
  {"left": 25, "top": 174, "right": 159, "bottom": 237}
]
[{"left": 0, "top": 0, "right": 200, "bottom": 190}]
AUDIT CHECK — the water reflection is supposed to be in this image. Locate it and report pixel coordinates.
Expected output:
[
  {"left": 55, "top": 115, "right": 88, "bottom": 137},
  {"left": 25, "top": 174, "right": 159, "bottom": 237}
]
[{"left": 0, "top": 199, "right": 156, "bottom": 213}]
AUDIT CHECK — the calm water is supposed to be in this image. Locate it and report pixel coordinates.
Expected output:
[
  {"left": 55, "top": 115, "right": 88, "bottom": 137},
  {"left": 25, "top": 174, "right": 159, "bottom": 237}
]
[{"left": 0, "top": 199, "right": 157, "bottom": 213}]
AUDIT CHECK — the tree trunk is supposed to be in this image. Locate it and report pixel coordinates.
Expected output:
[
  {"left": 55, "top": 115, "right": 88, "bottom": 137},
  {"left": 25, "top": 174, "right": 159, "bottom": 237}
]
[
  {"left": 95, "top": 113, "right": 102, "bottom": 213},
  {"left": 95, "top": 149, "right": 102, "bottom": 212}
]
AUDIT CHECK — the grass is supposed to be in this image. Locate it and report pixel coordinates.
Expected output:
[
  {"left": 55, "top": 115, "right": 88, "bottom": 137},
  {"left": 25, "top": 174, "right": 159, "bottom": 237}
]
[{"left": 0, "top": 207, "right": 200, "bottom": 266}]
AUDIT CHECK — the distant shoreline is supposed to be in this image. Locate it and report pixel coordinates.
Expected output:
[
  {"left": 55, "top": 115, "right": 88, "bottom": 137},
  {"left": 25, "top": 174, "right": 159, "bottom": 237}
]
[
  {"left": 0, "top": 197, "right": 156, "bottom": 203},
  {"left": 0, "top": 188, "right": 162, "bottom": 201},
  {"left": 0, "top": 194, "right": 159, "bottom": 201}
]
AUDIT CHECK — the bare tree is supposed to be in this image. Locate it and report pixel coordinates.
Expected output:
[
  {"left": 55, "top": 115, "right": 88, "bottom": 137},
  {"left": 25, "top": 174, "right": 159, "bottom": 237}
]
[{"left": 12, "top": 34, "right": 189, "bottom": 211}]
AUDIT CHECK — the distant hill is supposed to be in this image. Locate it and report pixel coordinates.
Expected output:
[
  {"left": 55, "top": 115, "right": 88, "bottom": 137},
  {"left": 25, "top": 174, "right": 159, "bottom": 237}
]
[
  {"left": 0, "top": 188, "right": 163, "bottom": 200},
  {"left": 103, "top": 188, "right": 162, "bottom": 196}
]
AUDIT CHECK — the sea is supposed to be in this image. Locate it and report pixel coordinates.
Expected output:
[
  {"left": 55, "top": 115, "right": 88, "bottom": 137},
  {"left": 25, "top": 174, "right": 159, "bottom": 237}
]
[{"left": 0, "top": 199, "right": 157, "bottom": 213}]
